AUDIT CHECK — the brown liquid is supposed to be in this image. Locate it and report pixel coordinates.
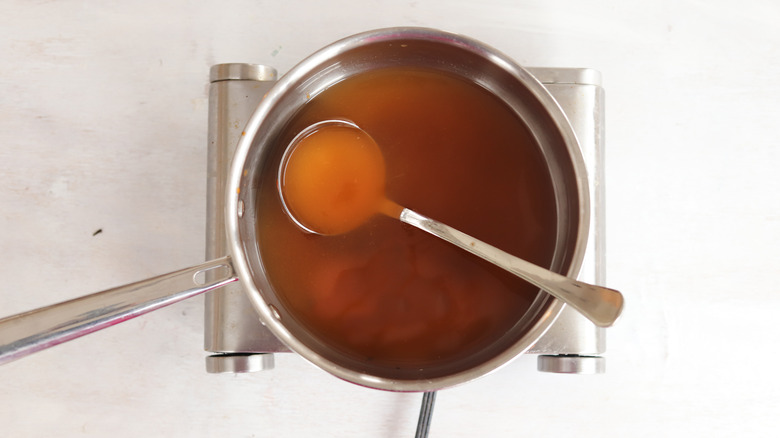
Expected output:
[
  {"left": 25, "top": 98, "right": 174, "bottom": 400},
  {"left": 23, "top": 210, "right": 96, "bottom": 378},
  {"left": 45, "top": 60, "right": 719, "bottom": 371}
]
[{"left": 257, "top": 67, "right": 557, "bottom": 370}]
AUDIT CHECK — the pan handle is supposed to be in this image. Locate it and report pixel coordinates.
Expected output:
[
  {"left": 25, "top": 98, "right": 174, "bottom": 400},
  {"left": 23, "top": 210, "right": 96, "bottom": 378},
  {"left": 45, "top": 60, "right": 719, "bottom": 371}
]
[{"left": 0, "top": 256, "right": 237, "bottom": 365}]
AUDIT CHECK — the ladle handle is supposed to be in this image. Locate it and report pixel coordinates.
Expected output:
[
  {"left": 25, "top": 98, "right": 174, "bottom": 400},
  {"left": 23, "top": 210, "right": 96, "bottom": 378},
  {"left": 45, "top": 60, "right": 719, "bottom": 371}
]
[
  {"left": 0, "top": 256, "right": 237, "bottom": 365},
  {"left": 399, "top": 209, "right": 624, "bottom": 327}
]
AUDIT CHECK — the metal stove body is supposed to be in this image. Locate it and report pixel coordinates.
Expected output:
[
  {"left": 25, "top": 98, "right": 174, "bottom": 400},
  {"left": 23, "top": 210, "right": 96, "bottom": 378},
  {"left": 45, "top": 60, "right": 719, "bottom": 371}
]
[{"left": 204, "top": 63, "right": 606, "bottom": 375}]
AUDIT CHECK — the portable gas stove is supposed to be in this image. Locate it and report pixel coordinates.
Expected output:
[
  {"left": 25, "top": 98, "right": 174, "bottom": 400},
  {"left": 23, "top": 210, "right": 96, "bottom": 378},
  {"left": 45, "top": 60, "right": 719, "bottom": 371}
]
[{"left": 204, "top": 63, "right": 607, "bottom": 375}]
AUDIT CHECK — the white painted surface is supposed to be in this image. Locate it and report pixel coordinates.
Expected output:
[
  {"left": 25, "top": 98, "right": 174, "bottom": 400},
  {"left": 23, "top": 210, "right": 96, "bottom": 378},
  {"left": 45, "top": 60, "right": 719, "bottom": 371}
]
[{"left": 1, "top": 0, "right": 778, "bottom": 436}]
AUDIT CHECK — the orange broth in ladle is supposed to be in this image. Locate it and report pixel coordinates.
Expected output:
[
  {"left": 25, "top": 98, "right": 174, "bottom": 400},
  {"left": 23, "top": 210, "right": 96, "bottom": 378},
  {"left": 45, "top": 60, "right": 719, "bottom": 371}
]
[
  {"left": 256, "top": 67, "right": 558, "bottom": 370},
  {"left": 278, "top": 121, "right": 402, "bottom": 235}
]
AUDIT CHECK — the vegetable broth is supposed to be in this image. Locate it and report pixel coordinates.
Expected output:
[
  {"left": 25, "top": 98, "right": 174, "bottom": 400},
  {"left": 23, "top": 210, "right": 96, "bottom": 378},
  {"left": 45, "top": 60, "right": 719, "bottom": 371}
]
[{"left": 256, "top": 67, "right": 557, "bottom": 369}]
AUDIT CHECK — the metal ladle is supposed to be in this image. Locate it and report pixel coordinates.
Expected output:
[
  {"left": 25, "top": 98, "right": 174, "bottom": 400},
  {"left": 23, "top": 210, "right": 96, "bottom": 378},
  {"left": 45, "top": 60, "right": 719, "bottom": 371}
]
[{"left": 278, "top": 120, "right": 624, "bottom": 327}]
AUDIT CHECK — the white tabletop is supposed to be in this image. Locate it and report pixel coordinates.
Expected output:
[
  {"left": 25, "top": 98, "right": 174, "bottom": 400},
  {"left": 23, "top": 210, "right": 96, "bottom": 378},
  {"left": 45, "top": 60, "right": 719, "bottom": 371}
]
[{"left": 2, "top": 1, "right": 778, "bottom": 436}]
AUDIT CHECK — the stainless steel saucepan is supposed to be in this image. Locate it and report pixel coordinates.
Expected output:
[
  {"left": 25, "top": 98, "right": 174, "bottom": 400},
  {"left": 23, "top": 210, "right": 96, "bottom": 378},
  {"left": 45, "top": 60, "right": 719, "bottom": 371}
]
[{"left": 0, "top": 27, "right": 597, "bottom": 391}]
